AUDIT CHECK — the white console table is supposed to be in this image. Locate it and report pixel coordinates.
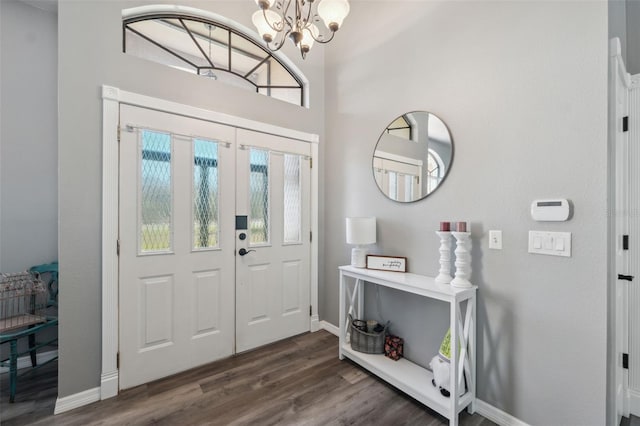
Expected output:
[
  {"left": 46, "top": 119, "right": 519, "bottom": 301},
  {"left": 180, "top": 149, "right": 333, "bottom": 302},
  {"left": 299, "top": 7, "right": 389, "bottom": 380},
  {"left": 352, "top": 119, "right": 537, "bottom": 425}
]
[{"left": 338, "top": 265, "right": 477, "bottom": 426}]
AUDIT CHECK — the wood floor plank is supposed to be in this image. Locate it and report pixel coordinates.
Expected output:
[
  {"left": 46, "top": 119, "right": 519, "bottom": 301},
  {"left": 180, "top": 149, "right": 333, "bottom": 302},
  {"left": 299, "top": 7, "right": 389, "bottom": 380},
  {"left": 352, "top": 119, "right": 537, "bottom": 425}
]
[{"left": 2, "top": 330, "right": 495, "bottom": 426}]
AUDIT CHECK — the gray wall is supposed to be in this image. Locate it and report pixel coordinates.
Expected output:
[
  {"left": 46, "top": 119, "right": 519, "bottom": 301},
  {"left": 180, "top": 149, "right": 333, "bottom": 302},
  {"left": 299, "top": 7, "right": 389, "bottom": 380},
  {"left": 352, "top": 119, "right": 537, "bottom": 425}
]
[
  {"left": 610, "top": 0, "right": 640, "bottom": 75},
  {"left": 0, "top": 0, "right": 58, "bottom": 273},
  {"left": 627, "top": 0, "right": 640, "bottom": 74},
  {"left": 609, "top": 0, "right": 627, "bottom": 66},
  {"left": 57, "top": 0, "right": 325, "bottom": 398},
  {"left": 324, "top": 1, "right": 608, "bottom": 425}
]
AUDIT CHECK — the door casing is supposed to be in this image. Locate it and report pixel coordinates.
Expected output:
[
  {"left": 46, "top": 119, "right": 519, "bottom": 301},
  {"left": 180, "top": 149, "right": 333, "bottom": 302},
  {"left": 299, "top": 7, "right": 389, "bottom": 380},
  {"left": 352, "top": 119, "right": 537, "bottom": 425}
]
[{"left": 100, "top": 85, "right": 320, "bottom": 400}]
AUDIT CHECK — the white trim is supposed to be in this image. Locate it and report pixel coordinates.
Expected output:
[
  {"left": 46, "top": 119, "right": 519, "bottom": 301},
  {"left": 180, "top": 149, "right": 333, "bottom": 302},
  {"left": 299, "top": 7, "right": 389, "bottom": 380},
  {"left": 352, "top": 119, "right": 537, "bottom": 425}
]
[
  {"left": 611, "top": 38, "right": 631, "bottom": 88},
  {"left": 121, "top": 4, "right": 310, "bottom": 109},
  {"left": 611, "top": 36, "right": 633, "bottom": 422},
  {"left": 0, "top": 350, "right": 58, "bottom": 374},
  {"left": 474, "top": 400, "right": 531, "bottom": 426},
  {"left": 101, "top": 85, "right": 320, "bottom": 402},
  {"left": 310, "top": 142, "right": 319, "bottom": 332},
  {"left": 116, "top": 89, "right": 317, "bottom": 144},
  {"left": 54, "top": 387, "right": 101, "bottom": 415},
  {"left": 101, "top": 86, "right": 120, "bottom": 400},
  {"left": 319, "top": 320, "right": 339, "bottom": 336},
  {"left": 374, "top": 150, "right": 423, "bottom": 167}
]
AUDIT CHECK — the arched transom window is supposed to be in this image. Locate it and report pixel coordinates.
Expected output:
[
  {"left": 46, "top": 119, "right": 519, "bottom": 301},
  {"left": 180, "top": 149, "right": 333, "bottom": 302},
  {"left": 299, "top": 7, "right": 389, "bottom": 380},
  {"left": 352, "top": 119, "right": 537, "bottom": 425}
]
[{"left": 123, "top": 7, "right": 307, "bottom": 107}]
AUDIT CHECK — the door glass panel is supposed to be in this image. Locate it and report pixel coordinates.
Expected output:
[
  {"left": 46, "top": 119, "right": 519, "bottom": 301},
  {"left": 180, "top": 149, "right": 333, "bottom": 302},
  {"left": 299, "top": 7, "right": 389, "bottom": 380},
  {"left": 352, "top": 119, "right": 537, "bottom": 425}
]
[
  {"left": 249, "top": 148, "right": 270, "bottom": 245},
  {"left": 193, "top": 139, "right": 219, "bottom": 250},
  {"left": 140, "top": 130, "right": 172, "bottom": 253},
  {"left": 283, "top": 154, "right": 301, "bottom": 244}
]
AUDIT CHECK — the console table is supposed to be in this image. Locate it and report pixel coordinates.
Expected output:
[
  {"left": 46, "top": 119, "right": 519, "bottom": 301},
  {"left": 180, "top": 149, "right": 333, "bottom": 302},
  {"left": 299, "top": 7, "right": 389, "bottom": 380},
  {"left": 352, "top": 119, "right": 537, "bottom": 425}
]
[{"left": 338, "top": 265, "right": 477, "bottom": 426}]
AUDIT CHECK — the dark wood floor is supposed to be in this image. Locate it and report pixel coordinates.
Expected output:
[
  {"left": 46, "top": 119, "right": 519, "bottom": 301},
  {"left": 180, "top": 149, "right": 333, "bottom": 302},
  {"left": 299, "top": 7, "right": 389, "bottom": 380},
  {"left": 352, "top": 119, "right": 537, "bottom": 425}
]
[{"left": 1, "top": 330, "right": 495, "bottom": 425}]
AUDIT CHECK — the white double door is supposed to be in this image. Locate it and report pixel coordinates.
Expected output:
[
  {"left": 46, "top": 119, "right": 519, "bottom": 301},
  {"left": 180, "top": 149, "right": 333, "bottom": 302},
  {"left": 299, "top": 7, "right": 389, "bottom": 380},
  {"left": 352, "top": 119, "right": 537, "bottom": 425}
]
[{"left": 118, "top": 105, "right": 311, "bottom": 389}]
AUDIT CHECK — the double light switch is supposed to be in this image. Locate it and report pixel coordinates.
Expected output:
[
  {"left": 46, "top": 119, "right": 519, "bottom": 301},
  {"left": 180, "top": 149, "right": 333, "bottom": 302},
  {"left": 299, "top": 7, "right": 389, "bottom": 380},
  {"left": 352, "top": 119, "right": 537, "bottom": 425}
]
[{"left": 528, "top": 231, "right": 571, "bottom": 257}]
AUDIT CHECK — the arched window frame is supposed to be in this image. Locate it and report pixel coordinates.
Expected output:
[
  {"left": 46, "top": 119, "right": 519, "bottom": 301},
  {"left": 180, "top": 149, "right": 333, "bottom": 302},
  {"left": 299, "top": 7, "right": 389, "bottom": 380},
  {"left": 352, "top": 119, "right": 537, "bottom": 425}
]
[
  {"left": 122, "top": 5, "right": 310, "bottom": 108},
  {"left": 426, "top": 148, "right": 445, "bottom": 192}
]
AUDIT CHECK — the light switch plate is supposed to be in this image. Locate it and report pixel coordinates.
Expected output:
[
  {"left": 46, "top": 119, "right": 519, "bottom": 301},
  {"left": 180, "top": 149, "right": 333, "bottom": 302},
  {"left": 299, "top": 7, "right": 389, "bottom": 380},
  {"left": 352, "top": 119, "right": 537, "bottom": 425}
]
[
  {"left": 489, "top": 230, "right": 502, "bottom": 249},
  {"left": 528, "top": 231, "right": 571, "bottom": 257}
]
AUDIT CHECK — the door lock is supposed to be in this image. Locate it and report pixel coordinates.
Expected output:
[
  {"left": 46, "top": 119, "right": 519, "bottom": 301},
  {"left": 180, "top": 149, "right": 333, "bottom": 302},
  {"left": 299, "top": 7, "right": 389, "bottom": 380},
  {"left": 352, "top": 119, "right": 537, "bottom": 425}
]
[
  {"left": 239, "top": 232, "right": 247, "bottom": 241},
  {"left": 238, "top": 248, "right": 255, "bottom": 256}
]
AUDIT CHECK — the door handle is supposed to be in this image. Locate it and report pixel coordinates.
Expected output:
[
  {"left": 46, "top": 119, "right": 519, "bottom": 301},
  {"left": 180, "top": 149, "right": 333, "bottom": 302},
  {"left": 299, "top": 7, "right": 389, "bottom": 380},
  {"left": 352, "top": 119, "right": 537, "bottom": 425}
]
[
  {"left": 238, "top": 248, "right": 255, "bottom": 256},
  {"left": 618, "top": 274, "right": 634, "bottom": 282}
]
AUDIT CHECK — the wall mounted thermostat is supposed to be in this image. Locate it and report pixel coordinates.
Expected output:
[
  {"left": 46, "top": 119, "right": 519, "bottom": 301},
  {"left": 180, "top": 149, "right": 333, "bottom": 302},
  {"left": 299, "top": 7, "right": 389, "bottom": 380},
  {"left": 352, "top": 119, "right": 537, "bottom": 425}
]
[{"left": 530, "top": 199, "right": 571, "bottom": 221}]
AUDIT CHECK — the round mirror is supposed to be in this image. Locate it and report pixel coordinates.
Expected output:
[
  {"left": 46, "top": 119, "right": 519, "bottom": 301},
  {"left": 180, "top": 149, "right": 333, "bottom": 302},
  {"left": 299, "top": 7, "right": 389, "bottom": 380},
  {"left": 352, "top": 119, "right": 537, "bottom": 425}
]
[{"left": 372, "top": 111, "right": 453, "bottom": 202}]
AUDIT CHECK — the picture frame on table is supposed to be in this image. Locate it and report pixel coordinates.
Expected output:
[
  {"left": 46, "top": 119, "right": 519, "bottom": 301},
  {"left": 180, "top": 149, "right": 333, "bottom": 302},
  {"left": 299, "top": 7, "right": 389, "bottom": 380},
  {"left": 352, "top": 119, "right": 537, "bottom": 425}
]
[{"left": 366, "top": 255, "right": 407, "bottom": 272}]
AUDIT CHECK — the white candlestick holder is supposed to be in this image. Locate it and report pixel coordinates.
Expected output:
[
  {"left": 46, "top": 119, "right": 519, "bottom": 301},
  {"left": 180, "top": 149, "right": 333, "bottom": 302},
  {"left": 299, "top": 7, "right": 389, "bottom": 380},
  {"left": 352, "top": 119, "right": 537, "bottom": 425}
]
[
  {"left": 435, "top": 231, "right": 453, "bottom": 284},
  {"left": 451, "top": 231, "right": 472, "bottom": 288}
]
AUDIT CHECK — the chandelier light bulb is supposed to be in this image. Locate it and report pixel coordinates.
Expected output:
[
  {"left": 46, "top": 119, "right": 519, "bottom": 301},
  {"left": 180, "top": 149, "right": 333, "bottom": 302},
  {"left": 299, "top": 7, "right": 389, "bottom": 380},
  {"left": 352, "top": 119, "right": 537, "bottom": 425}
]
[
  {"left": 317, "top": 0, "right": 350, "bottom": 31},
  {"left": 300, "top": 24, "right": 319, "bottom": 51},
  {"left": 252, "top": 9, "right": 279, "bottom": 43}
]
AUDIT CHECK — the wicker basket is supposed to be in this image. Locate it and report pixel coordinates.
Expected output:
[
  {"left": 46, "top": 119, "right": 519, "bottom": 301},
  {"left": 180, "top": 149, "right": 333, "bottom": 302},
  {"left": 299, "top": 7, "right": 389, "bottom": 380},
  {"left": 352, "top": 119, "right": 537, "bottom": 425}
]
[
  {"left": 0, "top": 272, "right": 47, "bottom": 332},
  {"left": 349, "top": 315, "right": 389, "bottom": 354}
]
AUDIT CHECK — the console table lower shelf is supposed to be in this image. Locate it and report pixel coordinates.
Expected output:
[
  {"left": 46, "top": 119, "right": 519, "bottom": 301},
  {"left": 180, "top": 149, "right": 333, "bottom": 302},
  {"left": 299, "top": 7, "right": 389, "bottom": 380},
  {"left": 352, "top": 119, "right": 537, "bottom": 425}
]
[
  {"left": 338, "top": 265, "right": 477, "bottom": 426},
  {"left": 340, "top": 344, "right": 473, "bottom": 419}
]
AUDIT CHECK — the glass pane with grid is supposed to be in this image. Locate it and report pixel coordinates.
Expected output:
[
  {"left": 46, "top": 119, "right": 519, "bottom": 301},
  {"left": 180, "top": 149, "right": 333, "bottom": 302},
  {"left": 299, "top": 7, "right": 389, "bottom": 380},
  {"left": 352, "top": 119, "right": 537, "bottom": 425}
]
[
  {"left": 230, "top": 33, "right": 269, "bottom": 77},
  {"left": 182, "top": 20, "right": 230, "bottom": 70},
  {"left": 124, "top": 17, "right": 304, "bottom": 106},
  {"left": 283, "top": 154, "right": 301, "bottom": 244},
  {"left": 193, "top": 139, "right": 219, "bottom": 249},
  {"left": 249, "top": 149, "right": 269, "bottom": 245},
  {"left": 141, "top": 130, "right": 172, "bottom": 253},
  {"left": 252, "top": 57, "right": 300, "bottom": 87}
]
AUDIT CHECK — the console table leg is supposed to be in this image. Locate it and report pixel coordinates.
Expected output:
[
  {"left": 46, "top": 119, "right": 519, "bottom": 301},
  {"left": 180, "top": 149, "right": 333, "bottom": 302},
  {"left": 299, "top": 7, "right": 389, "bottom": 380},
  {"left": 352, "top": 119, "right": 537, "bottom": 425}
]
[
  {"left": 469, "top": 296, "right": 477, "bottom": 414},
  {"left": 339, "top": 271, "right": 345, "bottom": 360},
  {"left": 450, "top": 300, "right": 459, "bottom": 426},
  {"left": 9, "top": 339, "right": 18, "bottom": 403}
]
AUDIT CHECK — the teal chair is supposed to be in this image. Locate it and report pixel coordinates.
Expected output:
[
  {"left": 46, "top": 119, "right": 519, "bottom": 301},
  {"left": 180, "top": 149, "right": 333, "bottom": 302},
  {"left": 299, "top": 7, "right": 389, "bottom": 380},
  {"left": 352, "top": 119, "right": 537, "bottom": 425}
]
[{"left": 0, "top": 263, "right": 58, "bottom": 403}]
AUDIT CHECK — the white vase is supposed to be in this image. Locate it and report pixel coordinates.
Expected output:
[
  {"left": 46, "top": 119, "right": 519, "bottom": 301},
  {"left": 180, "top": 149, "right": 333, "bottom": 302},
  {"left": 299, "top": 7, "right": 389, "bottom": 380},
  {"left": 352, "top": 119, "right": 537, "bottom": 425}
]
[
  {"left": 435, "top": 231, "right": 453, "bottom": 284},
  {"left": 451, "top": 231, "right": 472, "bottom": 288}
]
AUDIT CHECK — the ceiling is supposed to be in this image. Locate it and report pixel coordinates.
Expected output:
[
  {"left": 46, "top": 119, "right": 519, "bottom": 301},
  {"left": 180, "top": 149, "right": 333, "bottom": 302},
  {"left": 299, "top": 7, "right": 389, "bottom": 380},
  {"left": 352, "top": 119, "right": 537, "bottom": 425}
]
[{"left": 20, "top": 0, "right": 58, "bottom": 13}]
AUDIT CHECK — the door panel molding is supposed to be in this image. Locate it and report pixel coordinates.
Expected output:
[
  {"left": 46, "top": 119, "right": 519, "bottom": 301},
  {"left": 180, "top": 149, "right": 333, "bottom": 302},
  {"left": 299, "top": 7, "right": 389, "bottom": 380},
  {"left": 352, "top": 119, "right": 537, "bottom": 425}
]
[{"left": 100, "top": 86, "right": 319, "bottom": 401}]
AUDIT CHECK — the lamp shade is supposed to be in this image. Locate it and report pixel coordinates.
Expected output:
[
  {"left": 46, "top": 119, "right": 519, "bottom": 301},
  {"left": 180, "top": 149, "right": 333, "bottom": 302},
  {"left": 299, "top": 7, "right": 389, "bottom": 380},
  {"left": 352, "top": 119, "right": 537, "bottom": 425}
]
[
  {"left": 317, "top": 0, "right": 350, "bottom": 30},
  {"left": 346, "top": 217, "right": 376, "bottom": 245}
]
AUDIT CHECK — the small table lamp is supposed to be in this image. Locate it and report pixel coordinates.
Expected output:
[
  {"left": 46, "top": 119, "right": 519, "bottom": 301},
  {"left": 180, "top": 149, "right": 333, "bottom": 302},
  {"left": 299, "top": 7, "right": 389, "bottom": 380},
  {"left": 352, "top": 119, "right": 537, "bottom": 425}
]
[{"left": 346, "top": 217, "right": 377, "bottom": 268}]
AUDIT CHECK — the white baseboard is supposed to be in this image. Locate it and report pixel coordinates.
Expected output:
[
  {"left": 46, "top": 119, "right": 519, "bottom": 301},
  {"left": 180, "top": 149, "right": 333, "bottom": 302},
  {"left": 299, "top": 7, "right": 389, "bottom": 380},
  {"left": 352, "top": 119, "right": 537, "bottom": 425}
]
[
  {"left": 0, "top": 350, "right": 58, "bottom": 374},
  {"left": 54, "top": 387, "right": 101, "bottom": 415},
  {"left": 319, "top": 320, "right": 339, "bottom": 336},
  {"left": 310, "top": 315, "right": 321, "bottom": 332},
  {"left": 475, "top": 399, "right": 530, "bottom": 426},
  {"left": 100, "top": 370, "right": 119, "bottom": 400}
]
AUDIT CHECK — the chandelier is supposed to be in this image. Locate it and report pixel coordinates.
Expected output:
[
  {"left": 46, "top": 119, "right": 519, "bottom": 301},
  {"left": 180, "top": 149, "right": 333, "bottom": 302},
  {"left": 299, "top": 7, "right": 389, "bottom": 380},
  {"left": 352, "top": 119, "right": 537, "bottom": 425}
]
[{"left": 252, "top": 0, "right": 350, "bottom": 59}]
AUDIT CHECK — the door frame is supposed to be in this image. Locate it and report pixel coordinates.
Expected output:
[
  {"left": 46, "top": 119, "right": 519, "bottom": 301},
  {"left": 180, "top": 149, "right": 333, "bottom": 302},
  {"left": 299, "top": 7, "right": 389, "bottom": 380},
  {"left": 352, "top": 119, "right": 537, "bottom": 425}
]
[
  {"left": 611, "top": 37, "right": 633, "bottom": 423},
  {"left": 100, "top": 85, "right": 320, "bottom": 400}
]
